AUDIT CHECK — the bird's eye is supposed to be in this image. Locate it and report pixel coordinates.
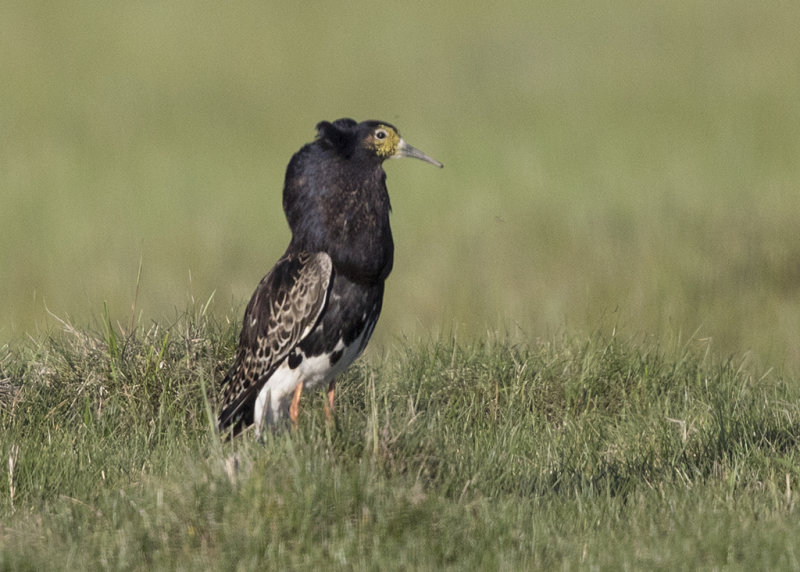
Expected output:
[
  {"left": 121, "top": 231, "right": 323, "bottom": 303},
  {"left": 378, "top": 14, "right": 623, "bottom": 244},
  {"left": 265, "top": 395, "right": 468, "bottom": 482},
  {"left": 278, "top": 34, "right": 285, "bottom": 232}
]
[{"left": 375, "top": 130, "right": 387, "bottom": 140}]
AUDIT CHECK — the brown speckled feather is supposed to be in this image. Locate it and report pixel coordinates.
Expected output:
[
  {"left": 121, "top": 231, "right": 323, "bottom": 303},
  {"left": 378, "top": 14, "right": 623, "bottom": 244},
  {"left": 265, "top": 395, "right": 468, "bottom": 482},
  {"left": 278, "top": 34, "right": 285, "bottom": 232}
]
[{"left": 217, "top": 251, "right": 332, "bottom": 433}]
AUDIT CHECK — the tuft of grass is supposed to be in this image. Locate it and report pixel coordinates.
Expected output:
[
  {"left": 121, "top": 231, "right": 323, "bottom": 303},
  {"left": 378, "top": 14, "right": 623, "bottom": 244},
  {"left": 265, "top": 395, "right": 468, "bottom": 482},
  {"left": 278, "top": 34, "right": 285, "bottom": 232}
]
[{"left": 0, "top": 313, "right": 799, "bottom": 569}]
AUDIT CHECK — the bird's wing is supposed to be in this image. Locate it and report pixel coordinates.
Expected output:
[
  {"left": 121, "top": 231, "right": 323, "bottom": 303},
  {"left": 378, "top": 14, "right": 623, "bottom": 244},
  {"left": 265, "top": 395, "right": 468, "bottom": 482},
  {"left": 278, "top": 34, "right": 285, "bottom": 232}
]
[{"left": 217, "top": 251, "right": 333, "bottom": 433}]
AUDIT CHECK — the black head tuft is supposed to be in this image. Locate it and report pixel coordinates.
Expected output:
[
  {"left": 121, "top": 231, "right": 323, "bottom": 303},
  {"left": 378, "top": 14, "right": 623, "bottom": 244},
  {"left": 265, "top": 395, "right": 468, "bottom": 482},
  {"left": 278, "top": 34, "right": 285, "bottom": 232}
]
[
  {"left": 315, "top": 119, "right": 358, "bottom": 155},
  {"left": 332, "top": 118, "right": 358, "bottom": 130}
]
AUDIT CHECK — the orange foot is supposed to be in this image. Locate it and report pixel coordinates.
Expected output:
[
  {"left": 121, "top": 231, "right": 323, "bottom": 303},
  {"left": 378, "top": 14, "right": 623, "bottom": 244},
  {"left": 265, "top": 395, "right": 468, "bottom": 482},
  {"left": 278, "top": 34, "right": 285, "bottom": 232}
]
[
  {"left": 289, "top": 382, "right": 304, "bottom": 427},
  {"left": 323, "top": 379, "right": 336, "bottom": 422}
]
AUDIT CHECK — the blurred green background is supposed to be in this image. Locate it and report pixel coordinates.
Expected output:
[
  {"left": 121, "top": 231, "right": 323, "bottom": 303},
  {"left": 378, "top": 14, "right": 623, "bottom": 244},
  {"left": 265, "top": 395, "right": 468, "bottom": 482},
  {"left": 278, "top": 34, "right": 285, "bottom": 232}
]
[{"left": 2, "top": 2, "right": 800, "bottom": 370}]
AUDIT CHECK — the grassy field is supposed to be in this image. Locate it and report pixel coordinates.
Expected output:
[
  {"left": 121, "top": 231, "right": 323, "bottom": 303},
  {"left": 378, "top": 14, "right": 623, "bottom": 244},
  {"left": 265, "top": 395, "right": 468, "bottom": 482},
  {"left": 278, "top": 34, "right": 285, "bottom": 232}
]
[
  {"left": 3, "top": 1, "right": 800, "bottom": 568},
  {"left": 1, "top": 313, "right": 799, "bottom": 569}
]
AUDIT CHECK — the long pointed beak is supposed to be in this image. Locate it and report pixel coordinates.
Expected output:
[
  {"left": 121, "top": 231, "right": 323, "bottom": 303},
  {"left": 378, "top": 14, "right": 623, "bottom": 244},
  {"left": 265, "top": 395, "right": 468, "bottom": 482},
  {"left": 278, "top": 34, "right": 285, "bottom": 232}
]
[{"left": 395, "top": 139, "right": 443, "bottom": 168}]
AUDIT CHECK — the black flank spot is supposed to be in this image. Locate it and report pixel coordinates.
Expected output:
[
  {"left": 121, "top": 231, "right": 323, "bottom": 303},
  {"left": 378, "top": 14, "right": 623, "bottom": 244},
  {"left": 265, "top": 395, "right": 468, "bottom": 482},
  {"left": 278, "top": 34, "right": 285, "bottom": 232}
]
[
  {"left": 329, "top": 349, "right": 344, "bottom": 366},
  {"left": 288, "top": 351, "right": 303, "bottom": 369}
]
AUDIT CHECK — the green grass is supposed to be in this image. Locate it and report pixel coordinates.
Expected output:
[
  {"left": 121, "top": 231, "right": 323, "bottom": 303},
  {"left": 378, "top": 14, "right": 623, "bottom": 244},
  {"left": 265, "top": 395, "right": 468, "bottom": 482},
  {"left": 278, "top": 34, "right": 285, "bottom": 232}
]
[
  {"left": 3, "top": 2, "right": 800, "bottom": 371},
  {"left": 1, "top": 312, "right": 799, "bottom": 569}
]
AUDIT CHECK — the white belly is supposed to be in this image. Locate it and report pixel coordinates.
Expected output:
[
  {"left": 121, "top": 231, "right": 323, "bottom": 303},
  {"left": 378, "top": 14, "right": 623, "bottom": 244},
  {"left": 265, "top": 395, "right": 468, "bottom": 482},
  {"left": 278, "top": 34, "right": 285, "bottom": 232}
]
[{"left": 252, "top": 326, "right": 373, "bottom": 431}]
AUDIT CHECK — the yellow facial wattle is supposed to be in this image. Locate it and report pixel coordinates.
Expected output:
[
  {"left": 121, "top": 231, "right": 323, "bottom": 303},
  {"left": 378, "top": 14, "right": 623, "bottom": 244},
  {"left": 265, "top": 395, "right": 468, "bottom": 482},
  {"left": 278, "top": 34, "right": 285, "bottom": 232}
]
[{"left": 367, "top": 125, "right": 401, "bottom": 159}]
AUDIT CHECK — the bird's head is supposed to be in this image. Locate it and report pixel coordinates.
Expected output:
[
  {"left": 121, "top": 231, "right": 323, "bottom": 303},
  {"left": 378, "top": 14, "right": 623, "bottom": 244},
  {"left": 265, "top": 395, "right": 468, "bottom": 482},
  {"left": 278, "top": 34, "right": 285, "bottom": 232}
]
[{"left": 316, "top": 119, "right": 443, "bottom": 168}]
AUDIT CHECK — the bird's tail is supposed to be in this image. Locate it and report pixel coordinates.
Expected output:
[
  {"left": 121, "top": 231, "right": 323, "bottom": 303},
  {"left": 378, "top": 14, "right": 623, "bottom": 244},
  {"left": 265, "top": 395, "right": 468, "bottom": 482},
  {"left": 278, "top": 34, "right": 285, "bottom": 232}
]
[{"left": 216, "top": 371, "right": 253, "bottom": 438}]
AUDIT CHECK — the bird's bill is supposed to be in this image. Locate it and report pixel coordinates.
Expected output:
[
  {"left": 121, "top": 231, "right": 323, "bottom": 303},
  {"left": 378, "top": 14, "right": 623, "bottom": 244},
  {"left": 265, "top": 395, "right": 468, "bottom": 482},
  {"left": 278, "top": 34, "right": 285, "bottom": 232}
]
[{"left": 394, "top": 139, "right": 443, "bottom": 168}]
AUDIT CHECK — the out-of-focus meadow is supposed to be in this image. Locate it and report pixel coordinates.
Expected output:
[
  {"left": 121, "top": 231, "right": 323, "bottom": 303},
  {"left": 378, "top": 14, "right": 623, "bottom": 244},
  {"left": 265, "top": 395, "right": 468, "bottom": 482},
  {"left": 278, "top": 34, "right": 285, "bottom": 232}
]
[{"left": 3, "top": 2, "right": 800, "bottom": 369}]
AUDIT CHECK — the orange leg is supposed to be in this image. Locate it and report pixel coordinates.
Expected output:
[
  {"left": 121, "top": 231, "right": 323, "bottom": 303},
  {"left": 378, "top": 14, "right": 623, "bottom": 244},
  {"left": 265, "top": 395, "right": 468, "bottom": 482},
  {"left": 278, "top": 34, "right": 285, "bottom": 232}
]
[
  {"left": 323, "top": 379, "right": 336, "bottom": 422},
  {"left": 289, "top": 382, "right": 304, "bottom": 426}
]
